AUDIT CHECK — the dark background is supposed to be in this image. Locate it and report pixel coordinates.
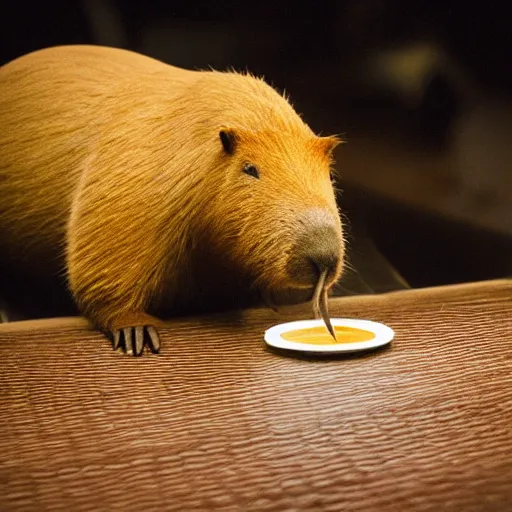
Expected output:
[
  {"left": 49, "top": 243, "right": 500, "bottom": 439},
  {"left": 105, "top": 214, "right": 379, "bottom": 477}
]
[{"left": 1, "top": 0, "right": 511, "bottom": 293}]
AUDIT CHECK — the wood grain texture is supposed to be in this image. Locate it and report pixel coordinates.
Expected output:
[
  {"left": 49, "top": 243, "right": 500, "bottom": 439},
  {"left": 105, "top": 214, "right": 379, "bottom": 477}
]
[{"left": 1, "top": 280, "right": 511, "bottom": 511}]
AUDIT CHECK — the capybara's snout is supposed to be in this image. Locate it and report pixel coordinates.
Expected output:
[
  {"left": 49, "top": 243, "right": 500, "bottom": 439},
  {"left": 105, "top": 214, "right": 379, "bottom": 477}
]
[{"left": 286, "top": 208, "right": 344, "bottom": 288}]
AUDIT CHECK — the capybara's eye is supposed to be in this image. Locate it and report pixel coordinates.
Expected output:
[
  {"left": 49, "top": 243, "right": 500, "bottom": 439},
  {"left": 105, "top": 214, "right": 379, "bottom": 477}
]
[{"left": 243, "top": 163, "right": 260, "bottom": 179}]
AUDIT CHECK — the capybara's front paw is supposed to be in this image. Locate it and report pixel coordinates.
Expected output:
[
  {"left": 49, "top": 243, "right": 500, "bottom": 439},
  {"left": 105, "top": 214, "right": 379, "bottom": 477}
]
[{"left": 112, "top": 325, "right": 160, "bottom": 356}]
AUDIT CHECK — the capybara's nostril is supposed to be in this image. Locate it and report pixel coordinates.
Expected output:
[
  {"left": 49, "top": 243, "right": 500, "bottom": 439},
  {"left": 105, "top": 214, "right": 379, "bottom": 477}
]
[{"left": 287, "top": 223, "right": 341, "bottom": 287}]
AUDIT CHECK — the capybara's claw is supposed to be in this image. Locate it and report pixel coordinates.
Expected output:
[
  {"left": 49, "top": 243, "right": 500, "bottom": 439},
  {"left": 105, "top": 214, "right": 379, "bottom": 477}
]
[
  {"left": 112, "top": 326, "right": 160, "bottom": 355},
  {"left": 146, "top": 326, "right": 160, "bottom": 353}
]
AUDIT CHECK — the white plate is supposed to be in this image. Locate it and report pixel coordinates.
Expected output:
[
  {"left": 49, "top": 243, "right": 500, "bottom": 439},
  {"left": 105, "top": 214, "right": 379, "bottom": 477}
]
[{"left": 264, "top": 318, "right": 394, "bottom": 353}]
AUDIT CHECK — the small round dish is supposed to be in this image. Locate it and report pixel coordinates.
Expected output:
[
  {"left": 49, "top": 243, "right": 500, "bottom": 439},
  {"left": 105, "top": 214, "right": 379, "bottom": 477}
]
[{"left": 264, "top": 318, "right": 394, "bottom": 353}]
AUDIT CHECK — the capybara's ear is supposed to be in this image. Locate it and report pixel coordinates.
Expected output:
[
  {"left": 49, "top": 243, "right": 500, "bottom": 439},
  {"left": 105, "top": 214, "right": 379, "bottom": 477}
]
[
  {"left": 219, "top": 129, "right": 237, "bottom": 155},
  {"left": 316, "top": 135, "right": 344, "bottom": 158}
]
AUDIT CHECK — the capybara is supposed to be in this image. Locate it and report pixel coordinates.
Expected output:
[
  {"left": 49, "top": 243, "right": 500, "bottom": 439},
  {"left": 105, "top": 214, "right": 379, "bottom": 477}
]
[{"left": 0, "top": 45, "right": 344, "bottom": 355}]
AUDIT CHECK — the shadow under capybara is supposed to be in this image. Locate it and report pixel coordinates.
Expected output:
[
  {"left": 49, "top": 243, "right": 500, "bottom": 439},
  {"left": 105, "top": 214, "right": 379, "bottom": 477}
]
[{"left": 0, "top": 45, "right": 345, "bottom": 355}]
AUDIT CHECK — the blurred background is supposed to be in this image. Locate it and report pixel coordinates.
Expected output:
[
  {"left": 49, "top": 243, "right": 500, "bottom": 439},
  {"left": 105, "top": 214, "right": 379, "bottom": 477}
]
[{"left": 1, "top": 0, "right": 511, "bottom": 304}]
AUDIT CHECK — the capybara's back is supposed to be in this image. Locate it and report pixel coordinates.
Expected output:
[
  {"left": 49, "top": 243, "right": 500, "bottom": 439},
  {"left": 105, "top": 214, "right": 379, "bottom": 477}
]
[
  {"left": 0, "top": 45, "right": 191, "bottom": 269},
  {"left": 0, "top": 45, "right": 345, "bottom": 356}
]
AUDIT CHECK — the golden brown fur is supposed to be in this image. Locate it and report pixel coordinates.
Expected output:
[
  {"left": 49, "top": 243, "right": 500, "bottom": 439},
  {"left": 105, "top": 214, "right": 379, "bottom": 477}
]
[{"left": 0, "top": 45, "right": 344, "bottom": 348}]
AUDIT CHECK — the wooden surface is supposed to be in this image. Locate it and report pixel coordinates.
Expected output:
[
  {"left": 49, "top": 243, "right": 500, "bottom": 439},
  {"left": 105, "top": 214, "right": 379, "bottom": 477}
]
[{"left": 1, "top": 280, "right": 511, "bottom": 511}]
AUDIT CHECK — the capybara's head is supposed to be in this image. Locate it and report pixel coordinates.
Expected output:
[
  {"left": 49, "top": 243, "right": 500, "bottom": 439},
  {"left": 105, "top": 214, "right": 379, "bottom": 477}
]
[{"left": 199, "top": 75, "right": 345, "bottom": 306}]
